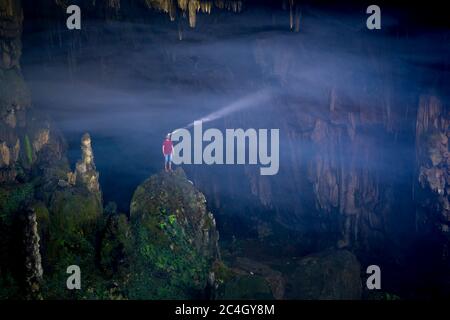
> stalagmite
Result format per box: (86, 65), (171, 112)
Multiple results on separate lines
(74, 133), (101, 194)
(23, 208), (43, 296)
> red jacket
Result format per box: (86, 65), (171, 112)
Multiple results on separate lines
(162, 139), (173, 155)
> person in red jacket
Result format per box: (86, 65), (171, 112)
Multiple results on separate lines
(162, 133), (174, 172)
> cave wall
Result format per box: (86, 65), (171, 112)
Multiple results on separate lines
(4, 0), (448, 297)
(19, 0), (447, 257)
(415, 95), (450, 260)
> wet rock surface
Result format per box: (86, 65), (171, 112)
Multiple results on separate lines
(285, 249), (362, 300)
(415, 95), (450, 292)
(22, 207), (43, 297)
(231, 257), (285, 299)
(129, 168), (220, 298)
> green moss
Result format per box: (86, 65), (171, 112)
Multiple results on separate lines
(128, 212), (209, 299)
(39, 188), (103, 299)
(31, 201), (50, 253)
(0, 183), (34, 221)
(218, 275), (273, 300)
(212, 260), (234, 284)
(33, 201), (49, 224)
(127, 169), (218, 299)
(24, 134), (33, 165)
(0, 183), (34, 298)
(100, 214), (133, 278)
(0, 168), (222, 299)
(49, 189), (102, 233)
(366, 291), (401, 300)
(47, 189), (101, 264)
(168, 214), (176, 225)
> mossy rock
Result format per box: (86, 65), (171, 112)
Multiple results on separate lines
(30, 201), (50, 261)
(38, 188), (104, 299)
(0, 182), (34, 222)
(0, 68), (31, 112)
(128, 168), (220, 299)
(42, 187), (103, 298)
(0, 183), (34, 299)
(365, 291), (400, 300)
(212, 260), (234, 285)
(48, 188), (102, 235)
(217, 275), (274, 300)
(285, 249), (362, 300)
(99, 213), (134, 278)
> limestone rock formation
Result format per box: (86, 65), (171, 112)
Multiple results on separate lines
(230, 257), (285, 299)
(0, 0), (23, 69)
(129, 168), (220, 298)
(23, 207), (43, 296)
(217, 273), (274, 300)
(54, 0), (243, 29)
(131, 167), (220, 260)
(285, 249), (362, 299)
(74, 133), (101, 195)
(99, 213), (133, 278)
(306, 117), (385, 249)
(143, 0), (243, 28)
(415, 95), (449, 255)
(0, 0), (28, 183)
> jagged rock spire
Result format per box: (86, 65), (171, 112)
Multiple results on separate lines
(23, 208), (43, 297)
(75, 133), (100, 194)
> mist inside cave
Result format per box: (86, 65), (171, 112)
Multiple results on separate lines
(1, 0), (447, 299)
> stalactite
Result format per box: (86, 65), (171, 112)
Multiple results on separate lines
(214, 0), (241, 13)
(108, 0), (121, 10)
(54, 0), (69, 10)
(289, 0), (293, 30)
(123, 0), (241, 29)
(178, 0), (188, 11)
(178, 21), (183, 40)
(168, 0), (177, 21)
(0, 0), (14, 17)
(200, 1), (212, 14)
(188, 0), (200, 28)
(288, 0), (300, 32)
(214, 0), (224, 10)
(294, 5), (300, 32)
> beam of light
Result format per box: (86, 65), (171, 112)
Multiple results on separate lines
(170, 89), (272, 135)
